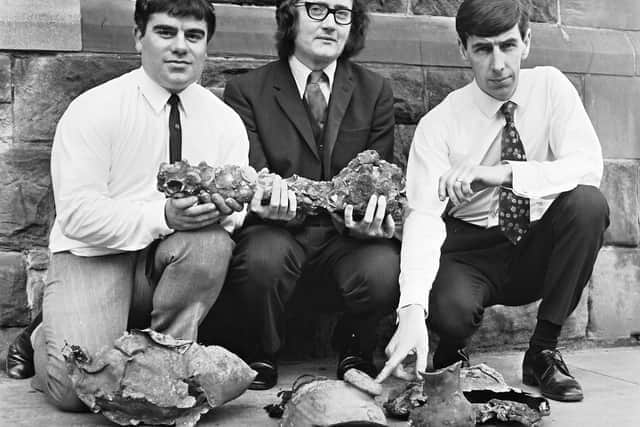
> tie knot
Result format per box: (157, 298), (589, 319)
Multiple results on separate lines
(308, 70), (326, 85)
(500, 101), (516, 123)
(168, 93), (180, 107)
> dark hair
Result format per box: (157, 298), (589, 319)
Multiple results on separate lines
(135, 0), (216, 42)
(274, 0), (370, 61)
(456, 0), (530, 48)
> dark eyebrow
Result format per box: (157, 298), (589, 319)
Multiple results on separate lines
(185, 28), (206, 37)
(152, 24), (177, 33)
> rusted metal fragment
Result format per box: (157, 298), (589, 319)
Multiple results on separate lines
(63, 329), (256, 427)
(384, 363), (550, 426)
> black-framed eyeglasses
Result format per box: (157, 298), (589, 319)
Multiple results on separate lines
(295, 2), (353, 25)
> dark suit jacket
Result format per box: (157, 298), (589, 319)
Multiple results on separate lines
(223, 58), (395, 180)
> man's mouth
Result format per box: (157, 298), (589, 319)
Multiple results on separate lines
(166, 60), (191, 65)
(316, 36), (337, 43)
(490, 76), (511, 85)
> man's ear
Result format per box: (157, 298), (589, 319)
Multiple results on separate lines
(458, 38), (469, 62)
(521, 28), (532, 60)
(134, 27), (143, 54)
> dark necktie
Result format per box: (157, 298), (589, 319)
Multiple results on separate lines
(304, 70), (328, 141)
(168, 94), (182, 163)
(499, 101), (530, 244)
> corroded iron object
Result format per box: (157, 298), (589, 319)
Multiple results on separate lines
(384, 363), (550, 426)
(63, 329), (257, 427)
(157, 150), (406, 222)
(279, 369), (388, 426)
(409, 361), (475, 427)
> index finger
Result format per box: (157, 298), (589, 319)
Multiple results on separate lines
(376, 348), (409, 383)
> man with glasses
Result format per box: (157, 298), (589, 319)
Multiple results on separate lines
(202, 0), (399, 390)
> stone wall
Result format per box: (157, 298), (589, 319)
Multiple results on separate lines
(1, 0), (639, 355)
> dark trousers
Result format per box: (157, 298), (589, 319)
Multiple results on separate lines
(428, 185), (609, 349)
(200, 217), (400, 360)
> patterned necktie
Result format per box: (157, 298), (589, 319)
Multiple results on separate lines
(304, 70), (328, 139)
(168, 94), (182, 163)
(499, 101), (530, 244)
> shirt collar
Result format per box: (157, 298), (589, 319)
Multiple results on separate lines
(470, 71), (530, 120)
(288, 55), (337, 98)
(135, 67), (198, 116)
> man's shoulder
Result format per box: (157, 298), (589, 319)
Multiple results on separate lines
(192, 83), (244, 118)
(343, 60), (386, 88)
(62, 70), (137, 120)
(226, 60), (282, 91)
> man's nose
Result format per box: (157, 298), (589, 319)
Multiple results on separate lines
(491, 48), (506, 72)
(171, 33), (188, 53)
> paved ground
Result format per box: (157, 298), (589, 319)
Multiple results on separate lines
(1, 345), (639, 426)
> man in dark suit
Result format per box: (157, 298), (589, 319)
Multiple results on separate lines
(204, 0), (400, 390)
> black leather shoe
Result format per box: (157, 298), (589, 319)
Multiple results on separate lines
(433, 346), (470, 370)
(522, 348), (583, 402)
(6, 313), (41, 380)
(249, 360), (278, 391)
(336, 354), (377, 380)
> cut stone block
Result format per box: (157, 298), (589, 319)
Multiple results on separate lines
(394, 124), (416, 171)
(0, 0), (81, 51)
(13, 55), (139, 142)
(588, 247), (640, 339)
(0, 144), (54, 250)
(201, 58), (271, 98)
(0, 54), (10, 103)
(585, 75), (640, 159)
(471, 292), (588, 350)
(561, 0), (640, 31)
(0, 103), (11, 141)
(364, 63), (427, 125)
(426, 67), (473, 109)
(0, 252), (28, 327)
(412, 0), (558, 23)
(600, 160), (640, 247)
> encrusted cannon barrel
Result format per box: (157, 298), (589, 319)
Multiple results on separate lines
(157, 150), (407, 223)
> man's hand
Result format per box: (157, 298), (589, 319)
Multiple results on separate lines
(438, 163), (512, 206)
(376, 304), (429, 383)
(250, 176), (297, 222)
(333, 195), (395, 239)
(165, 194), (243, 231)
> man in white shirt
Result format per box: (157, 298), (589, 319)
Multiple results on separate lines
(5, 0), (249, 412)
(377, 0), (609, 403)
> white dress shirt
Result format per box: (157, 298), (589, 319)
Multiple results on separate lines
(288, 55), (337, 101)
(399, 66), (603, 311)
(49, 67), (250, 256)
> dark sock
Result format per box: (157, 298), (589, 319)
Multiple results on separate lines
(529, 319), (562, 354)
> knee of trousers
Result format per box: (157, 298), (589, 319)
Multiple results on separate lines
(557, 185), (610, 232)
(428, 288), (483, 341)
(231, 226), (303, 296)
(340, 265), (400, 314)
(160, 226), (235, 282)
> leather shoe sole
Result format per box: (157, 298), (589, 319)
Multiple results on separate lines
(522, 349), (584, 402)
(522, 371), (584, 402)
(249, 361), (278, 391)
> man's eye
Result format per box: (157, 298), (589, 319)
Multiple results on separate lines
(157, 29), (175, 38)
(186, 33), (204, 42)
(309, 5), (326, 14)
